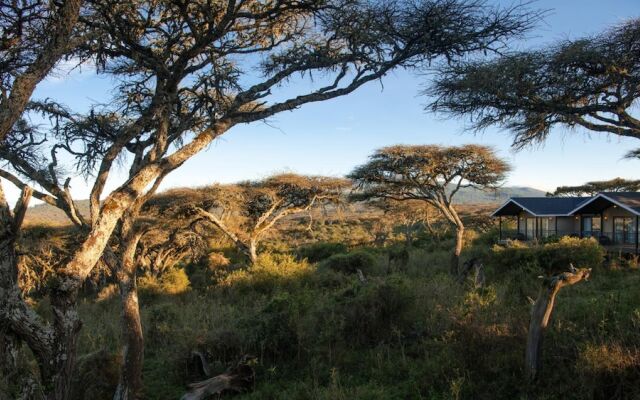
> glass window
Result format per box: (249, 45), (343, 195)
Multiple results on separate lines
(526, 218), (535, 240)
(614, 217), (635, 244)
(540, 218), (552, 238)
(582, 216), (602, 238)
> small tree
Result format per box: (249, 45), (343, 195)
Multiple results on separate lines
(348, 145), (510, 274)
(549, 177), (640, 197)
(428, 18), (640, 149)
(189, 174), (350, 264)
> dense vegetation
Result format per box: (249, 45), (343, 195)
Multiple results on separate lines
(1, 2), (638, 399)
(8, 202), (640, 400)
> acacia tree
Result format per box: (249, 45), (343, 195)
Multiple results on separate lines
(187, 174), (350, 264)
(0, 0), (538, 397)
(0, 0), (84, 140)
(548, 177), (640, 197)
(348, 145), (510, 274)
(428, 18), (640, 150)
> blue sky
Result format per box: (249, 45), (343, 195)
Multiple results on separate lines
(5, 0), (640, 203)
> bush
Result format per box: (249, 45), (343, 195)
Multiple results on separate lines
(139, 267), (191, 296)
(334, 277), (412, 345)
(489, 241), (540, 273)
(490, 237), (605, 275)
(296, 242), (348, 263)
(538, 236), (605, 273)
(320, 250), (377, 275)
(219, 253), (313, 293)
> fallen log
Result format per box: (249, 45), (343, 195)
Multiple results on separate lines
(525, 265), (591, 381)
(181, 355), (256, 400)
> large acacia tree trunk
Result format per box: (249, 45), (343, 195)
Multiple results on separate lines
(0, 185), (38, 393)
(114, 221), (145, 400)
(0, 211), (21, 386)
(525, 267), (591, 381)
(41, 289), (82, 400)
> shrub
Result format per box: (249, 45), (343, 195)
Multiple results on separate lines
(538, 237), (605, 273)
(206, 252), (231, 270)
(489, 237), (605, 275)
(96, 284), (119, 302)
(139, 268), (191, 296)
(320, 250), (377, 275)
(335, 277), (412, 345)
(159, 268), (191, 295)
(489, 241), (540, 273)
(219, 253), (313, 293)
(296, 242), (348, 263)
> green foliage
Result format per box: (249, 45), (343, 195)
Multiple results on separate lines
(219, 253), (314, 294)
(538, 236), (605, 272)
(320, 250), (378, 275)
(490, 237), (605, 274)
(296, 242), (349, 263)
(138, 267), (191, 297)
(332, 277), (412, 346)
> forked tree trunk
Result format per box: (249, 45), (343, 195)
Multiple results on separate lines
(114, 220), (145, 400)
(525, 267), (591, 381)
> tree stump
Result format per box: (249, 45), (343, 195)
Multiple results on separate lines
(525, 266), (591, 381)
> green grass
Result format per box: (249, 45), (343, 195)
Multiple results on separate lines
(70, 232), (640, 400)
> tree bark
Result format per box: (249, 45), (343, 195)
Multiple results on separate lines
(451, 224), (464, 276)
(41, 288), (82, 400)
(525, 267), (591, 381)
(0, 184), (36, 393)
(248, 239), (258, 265)
(0, 239), (21, 389)
(113, 222), (145, 400)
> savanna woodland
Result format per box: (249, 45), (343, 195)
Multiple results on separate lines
(0, 1), (639, 399)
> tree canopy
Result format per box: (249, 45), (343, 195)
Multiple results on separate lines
(427, 18), (640, 149)
(549, 177), (640, 197)
(187, 174), (351, 263)
(348, 144), (509, 273)
(348, 144), (510, 203)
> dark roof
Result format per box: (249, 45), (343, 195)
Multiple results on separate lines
(570, 192), (640, 215)
(492, 197), (590, 217)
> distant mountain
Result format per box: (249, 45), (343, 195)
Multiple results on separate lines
(25, 200), (90, 226)
(451, 186), (546, 204)
(24, 186), (545, 225)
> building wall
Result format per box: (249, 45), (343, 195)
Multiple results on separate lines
(515, 213), (580, 239)
(601, 206), (636, 234)
(556, 216), (579, 235)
